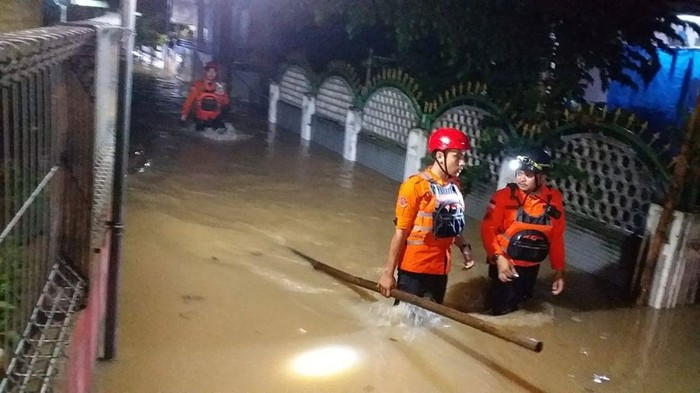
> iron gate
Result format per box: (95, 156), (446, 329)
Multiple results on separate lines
(0, 24), (114, 391)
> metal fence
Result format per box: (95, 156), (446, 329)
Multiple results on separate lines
(0, 26), (97, 391)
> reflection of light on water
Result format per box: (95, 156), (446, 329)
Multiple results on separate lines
(291, 346), (358, 377)
(593, 373), (611, 384)
(266, 123), (277, 156)
(337, 161), (355, 189)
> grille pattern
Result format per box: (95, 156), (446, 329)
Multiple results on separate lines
(553, 133), (660, 233)
(362, 87), (419, 145)
(0, 263), (86, 393)
(316, 76), (354, 124)
(279, 66), (311, 108)
(90, 140), (115, 248)
(432, 105), (505, 182)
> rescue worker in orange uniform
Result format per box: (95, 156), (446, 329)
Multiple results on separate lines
(180, 61), (230, 132)
(480, 148), (566, 315)
(378, 127), (475, 304)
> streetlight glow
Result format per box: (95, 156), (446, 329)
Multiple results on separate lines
(291, 345), (358, 377)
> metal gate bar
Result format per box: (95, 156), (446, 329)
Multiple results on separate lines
(1, 26), (97, 392)
(0, 263), (86, 392)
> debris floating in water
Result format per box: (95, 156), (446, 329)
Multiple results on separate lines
(592, 374), (610, 384)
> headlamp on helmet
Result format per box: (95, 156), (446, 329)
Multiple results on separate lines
(514, 152), (552, 174)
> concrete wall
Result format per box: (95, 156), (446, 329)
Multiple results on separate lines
(356, 132), (406, 183)
(270, 72), (695, 302)
(64, 233), (110, 393)
(62, 21), (123, 393)
(310, 115), (345, 156)
(277, 101), (302, 135)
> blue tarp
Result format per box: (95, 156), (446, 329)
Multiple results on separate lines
(607, 48), (700, 131)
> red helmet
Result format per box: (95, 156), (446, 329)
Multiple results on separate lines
(428, 127), (470, 153)
(204, 61), (219, 71)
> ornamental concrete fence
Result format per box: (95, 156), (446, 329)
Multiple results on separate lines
(268, 63), (699, 308)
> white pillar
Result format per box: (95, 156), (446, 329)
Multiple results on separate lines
(403, 128), (428, 180)
(301, 93), (315, 141)
(268, 82), (280, 124)
(266, 122), (277, 157)
(647, 205), (700, 309)
(343, 106), (362, 161)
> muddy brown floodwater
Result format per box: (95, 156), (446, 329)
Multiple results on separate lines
(95, 68), (700, 393)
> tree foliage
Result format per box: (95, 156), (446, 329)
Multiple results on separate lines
(302, 0), (698, 116)
(135, 15), (168, 48)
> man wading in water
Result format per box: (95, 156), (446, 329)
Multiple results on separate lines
(378, 127), (475, 304)
(480, 148), (566, 315)
(180, 61), (230, 133)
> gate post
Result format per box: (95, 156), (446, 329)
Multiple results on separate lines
(403, 127), (428, 179)
(268, 82), (280, 124)
(343, 106), (362, 161)
(646, 205), (700, 308)
(301, 92), (315, 140)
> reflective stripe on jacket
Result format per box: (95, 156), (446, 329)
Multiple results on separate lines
(395, 170), (464, 275)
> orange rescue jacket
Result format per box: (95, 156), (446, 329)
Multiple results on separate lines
(480, 184), (566, 270)
(181, 79), (230, 121)
(395, 169), (464, 275)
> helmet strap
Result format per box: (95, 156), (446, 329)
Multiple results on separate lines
(436, 151), (454, 179)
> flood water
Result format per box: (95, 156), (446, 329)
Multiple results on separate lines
(95, 66), (700, 393)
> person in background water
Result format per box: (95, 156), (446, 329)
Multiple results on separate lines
(480, 147), (566, 315)
(378, 127), (475, 304)
(180, 61), (230, 132)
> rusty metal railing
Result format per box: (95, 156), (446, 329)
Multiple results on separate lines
(0, 26), (96, 392)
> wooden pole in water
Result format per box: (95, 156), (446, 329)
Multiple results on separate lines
(291, 249), (543, 353)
